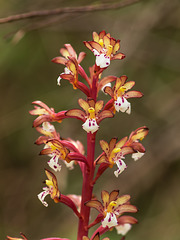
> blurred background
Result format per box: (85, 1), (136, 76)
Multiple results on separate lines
(0, 0), (180, 239)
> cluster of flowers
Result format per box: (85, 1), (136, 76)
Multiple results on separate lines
(7, 31), (148, 240)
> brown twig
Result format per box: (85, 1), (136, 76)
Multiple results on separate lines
(0, 0), (141, 24)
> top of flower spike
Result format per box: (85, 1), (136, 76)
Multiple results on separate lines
(84, 31), (125, 68)
(52, 46), (90, 95)
(52, 44), (86, 65)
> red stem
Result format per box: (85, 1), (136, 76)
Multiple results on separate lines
(77, 64), (101, 240)
(77, 132), (96, 240)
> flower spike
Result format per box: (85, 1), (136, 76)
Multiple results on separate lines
(27, 31), (149, 240)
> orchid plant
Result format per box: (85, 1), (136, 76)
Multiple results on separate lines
(7, 31), (149, 240)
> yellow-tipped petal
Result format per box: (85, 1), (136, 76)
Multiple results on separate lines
(123, 81), (135, 91)
(95, 100), (104, 114)
(85, 200), (103, 212)
(116, 137), (128, 148)
(65, 109), (86, 121)
(109, 138), (118, 152)
(116, 195), (131, 206)
(131, 127), (149, 142)
(78, 98), (90, 113)
(109, 190), (119, 202)
(101, 190), (110, 207)
(93, 31), (99, 42)
(60, 48), (69, 58)
(100, 140), (109, 155)
(113, 41), (120, 54)
(103, 35), (110, 49)
(96, 154), (107, 165)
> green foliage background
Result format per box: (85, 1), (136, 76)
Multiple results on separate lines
(0, 0), (180, 239)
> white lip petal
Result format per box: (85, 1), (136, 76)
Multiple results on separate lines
(102, 212), (118, 228)
(37, 188), (50, 207)
(114, 97), (131, 114)
(82, 118), (99, 134)
(64, 67), (71, 74)
(64, 160), (74, 170)
(101, 82), (111, 93)
(48, 155), (62, 172)
(42, 122), (55, 132)
(132, 151), (144, 161)
(57, 67), (72, 86)
(96, 54), (110, 68)
(115, 223), (132, 235)
(57, 76), (61, 86)
(114, 159), (127, 177)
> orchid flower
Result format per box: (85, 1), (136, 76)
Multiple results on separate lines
(52, 44), (85, 86)
(40, 139), (70, 172)
(52, 45), (90, 95)
(96, 137), (134, 177)
(59, 57), (79, 89)
(85, 190), (137, 229)
(52, 43), (86, 66)
(38, 169), (61, 207)
(124, 126), (149, 154)
(104, 75), (143, 114)
(40, 138), (87, 171)
(84, 31), (125, 69)
(65, 98), (113, 134)
(29, 101), (66, 127)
